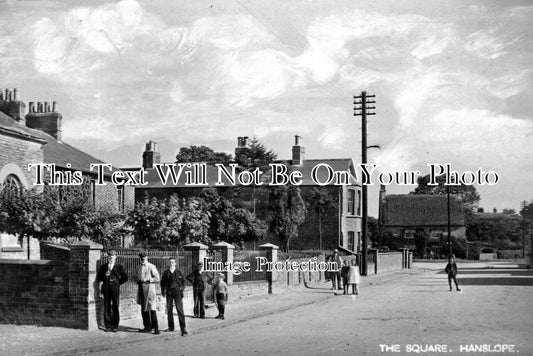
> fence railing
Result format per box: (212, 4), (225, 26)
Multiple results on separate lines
(233, 250), (266, 283)
(98, 249), (193, 297)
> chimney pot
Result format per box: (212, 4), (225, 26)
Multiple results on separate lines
(37, 102), (42, 113)
(291, 135), (305, 166)
(295, 135), (301, 146)
(13, 88), (18, 101)
(52, 101), (57, 112)
(7, 90), (12, 101)
(0, 92), (3, 101)
(29, 102), (35, 112)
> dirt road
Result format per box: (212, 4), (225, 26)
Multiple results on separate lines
(88, 261), (532, 356)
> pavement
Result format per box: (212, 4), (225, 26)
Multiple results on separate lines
(0, 265), (428, 356)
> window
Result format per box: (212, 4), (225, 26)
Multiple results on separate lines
(404, 230), (416, 239)
(347, 189), (355, 215)
(117, 186), (125, 212)
(348, 231), (355, 251)
(2, 174), (22, 193)
(357, 190), (361, 216)
(430, 230), (444, 240)
(91, 179), (96, 207)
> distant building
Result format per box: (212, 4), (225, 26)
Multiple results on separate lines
(129, 136), (362, 252)
(378, 185), (465, 254)
(0, 88), (134, 259)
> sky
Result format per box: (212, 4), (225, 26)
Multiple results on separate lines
(1, 0), (532, 215)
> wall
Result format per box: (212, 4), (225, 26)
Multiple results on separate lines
(377, 252), (404, 273)
(0, 259), (73, 327)
(0, 134), (43, 188)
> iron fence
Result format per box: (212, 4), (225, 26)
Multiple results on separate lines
(232, 250), (266, 283)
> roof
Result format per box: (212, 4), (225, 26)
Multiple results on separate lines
(0, 111), (46, 143)
(140, 158), (359, 188)
(0, 111), (111, 176)
(381, 194), (465, 227)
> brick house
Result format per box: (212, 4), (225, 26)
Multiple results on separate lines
(129, 136), (362, 252)
(0, 88), (134, 259)
(378, 185), (465, 255)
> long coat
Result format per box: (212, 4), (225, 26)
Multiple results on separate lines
(136, 262), (160, 311)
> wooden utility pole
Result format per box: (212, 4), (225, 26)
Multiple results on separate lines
(354, 91), (375, 276)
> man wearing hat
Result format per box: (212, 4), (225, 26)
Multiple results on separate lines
(332, 249), (344, 290)
(186, 261), (212, 318)
(136, 251), (161, 334)
(160, 257), (188, 336)
(97, 249), (128, 332)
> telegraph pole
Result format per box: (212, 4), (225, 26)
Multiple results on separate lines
(354, 91), (375, 276)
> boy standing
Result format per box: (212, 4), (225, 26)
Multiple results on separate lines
(214, 273), (228, 320)
(186, 262), (212, 318)
(445, 255), (461, 292)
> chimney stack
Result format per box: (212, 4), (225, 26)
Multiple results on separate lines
(291, 135), (305, 166)
(235, 136), (252, 159)
(25, 100), (62, 140)
(0, 87), (26, 123)
(142, 140), (161, 169)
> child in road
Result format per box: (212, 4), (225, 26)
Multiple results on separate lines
(214, 273), (228, 320)
(445, 255), (461, 292)
(341, 260), (350, 295)
(347, 259), (361, 295)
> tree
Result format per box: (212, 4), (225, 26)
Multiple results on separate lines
(175, 145), (232, 164)
(466, 213), (523, 249)
(234, 137), (277, 170)
(268, 185), (307, 252)
(410, 174), (480, 213)
(308, 187), (337, 250)
(200, 188), (267, 244)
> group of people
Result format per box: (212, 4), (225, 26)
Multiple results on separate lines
(97, 251), (228, 336)
(327, 249), (361, 295)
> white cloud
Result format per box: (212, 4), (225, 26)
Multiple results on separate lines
(464, 29), (522, 59)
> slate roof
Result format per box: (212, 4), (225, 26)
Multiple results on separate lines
(381, 194), (465, 227)
(140, 158), (359, 187)
(0, 112), (110, 176)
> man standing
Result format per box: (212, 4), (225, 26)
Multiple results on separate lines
(161, 257), (188, 336)
(136, 251), (161, 334)
(186, 262), (212, 319)
(332, 249), (344, 290)
(97, 249), (128, 332)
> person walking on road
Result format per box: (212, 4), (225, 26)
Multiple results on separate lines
(136, 251), (161, 334)
(97, 249), (128, 332)
(161, 257), (188, 336)
(445, 254), (461, 292)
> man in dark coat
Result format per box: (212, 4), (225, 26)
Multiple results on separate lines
(161, 257), (188, 336)
(186, 262), (212, 318)
(97, 249), (128, 332)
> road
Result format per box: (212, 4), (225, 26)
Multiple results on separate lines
(91, 262), (533, 356)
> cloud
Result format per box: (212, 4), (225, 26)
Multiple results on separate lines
(464, 28), (523, 59)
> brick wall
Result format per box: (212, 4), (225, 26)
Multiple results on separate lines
(0, 134), (43, 188)
(0, 259), (74, 327)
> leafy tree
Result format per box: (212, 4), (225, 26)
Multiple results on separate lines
(410, 174), (480, 214)
(234, 137), (277, 170)
(268, 185), (307, 252)
(175, 145), (232, 164)
(466, 213), (523, 249)
(308, 187), (337, 250)
(200, 188), (267, 243)
(414, 228), (429, 257)
(126, 195), (211, 248)
(367, 216), (379, 248)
